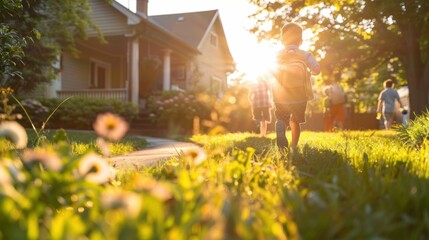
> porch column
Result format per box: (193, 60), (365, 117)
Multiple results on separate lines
(46, 55), (62, 98)
(162, 49), (171, 91)
(131, 37), (139, 105)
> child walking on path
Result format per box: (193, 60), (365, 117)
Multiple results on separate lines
(272, 22), (320, 152)
(248, 75), (272, 136)
(377, 79), (405, 129)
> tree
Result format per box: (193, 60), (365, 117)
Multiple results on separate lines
(248, 0), (429, 116)
(0, 1), (26, 81)
(0, 0), (103, 93)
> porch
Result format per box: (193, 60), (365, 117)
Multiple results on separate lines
(57, 88), (128, 102)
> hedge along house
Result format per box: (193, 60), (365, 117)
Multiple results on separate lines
(43, 0), (235, 108)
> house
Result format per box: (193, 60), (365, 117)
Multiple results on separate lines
(44, 0), (235, 107)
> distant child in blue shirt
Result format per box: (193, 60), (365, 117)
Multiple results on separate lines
(377, 79), (405, 129)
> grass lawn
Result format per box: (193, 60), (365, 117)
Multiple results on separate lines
(2, 127), (429, 239)
(26, 129), (149, 156)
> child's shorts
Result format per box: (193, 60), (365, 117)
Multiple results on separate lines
(275, 102), (307, 124)
(382, 111), (394, 121)
(252, 107), (271, 122)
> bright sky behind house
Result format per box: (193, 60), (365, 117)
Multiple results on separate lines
(117, 0), (311, 81)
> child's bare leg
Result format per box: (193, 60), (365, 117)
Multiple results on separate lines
(275, 120), (288, 149)
(289, 121), (301, 148)
(260, 121), (267, 136)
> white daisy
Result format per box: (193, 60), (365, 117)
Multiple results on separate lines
(0, 121), (28, 149)
(184, 148), (207, 166)
(78, 153), (111, 184)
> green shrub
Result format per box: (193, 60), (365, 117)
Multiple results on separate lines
(13, 98), (50, 128)
(396, 110), (429, 149)
(147, 91), (210, 133)
(146, 87), (254, 135)
(35, 97), (138, 130)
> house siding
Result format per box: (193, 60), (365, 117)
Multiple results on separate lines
(62, 53), (90, 89)
(196, 21), (230, 92)
(62, 45), (125, 90)
(87, 0), (134, 37)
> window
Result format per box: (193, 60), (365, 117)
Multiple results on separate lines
(176, 65), (185, 79)
(210, 77), (223, 97)
(90, 59), (110, 89)
(210, 33), (218, 47)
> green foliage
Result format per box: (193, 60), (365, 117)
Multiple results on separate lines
(0, 0), (103, 93)
(396, 110), (429, 149)
(147, 86), (253, 135)
(190, 131), (429, 238)
(25, 129), (148, 156)
(0, 23), (26, 81)
(147, 90), (210, 134)
(248, 0), (429, 114)
(2, 118), (429, 238)
(38, 97), (138, 130)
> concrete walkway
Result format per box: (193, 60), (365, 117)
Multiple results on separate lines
(110, 136), (201, 169)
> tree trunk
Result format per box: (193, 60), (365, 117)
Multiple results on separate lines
(401, 24), (428, 118)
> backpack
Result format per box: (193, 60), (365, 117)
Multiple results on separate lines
(272, 49), (313, 104)
(329, 83), (346, 105)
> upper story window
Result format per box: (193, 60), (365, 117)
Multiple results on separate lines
(210, 32), (218, 48)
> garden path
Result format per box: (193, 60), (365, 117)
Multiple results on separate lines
(109, 136), (201, 169)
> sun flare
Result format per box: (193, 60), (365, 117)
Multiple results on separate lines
(235, 40), (281, 82)
(234, 29), (315, 84)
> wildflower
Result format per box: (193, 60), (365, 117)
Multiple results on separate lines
(22, 148), (62, 171)
(78, 153), (111, 184)
(93, 112), (129, 141)
(101, 189), (142, 218)
(133, 175), (173, 201)
(0, 121), (27, 149)
(0, 165), (11, 185)
(96, 137), (110, 156)
(184, 148), (207, 166)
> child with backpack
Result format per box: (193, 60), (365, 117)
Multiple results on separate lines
(272, 22), (320, 153)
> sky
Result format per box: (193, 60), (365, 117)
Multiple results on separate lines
(116, 0), (280, 80)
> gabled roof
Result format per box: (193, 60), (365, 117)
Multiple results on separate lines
(150, 10), (234, 65)
(150, 10), (217, 49)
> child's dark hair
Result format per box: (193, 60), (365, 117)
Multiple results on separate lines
(384, 79), (394, 88)
(281, 23), (303, 46)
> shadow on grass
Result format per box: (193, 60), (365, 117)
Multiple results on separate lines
(229, 136), (276, 155)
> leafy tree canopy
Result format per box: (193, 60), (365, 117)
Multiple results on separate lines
(248, 0), (429, 115)
(0, 0), (104, 93)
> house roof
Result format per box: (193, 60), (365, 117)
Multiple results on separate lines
(150, 10), (217, 48)
(108, 0), (199, 56)
(150, 10), (235, 66)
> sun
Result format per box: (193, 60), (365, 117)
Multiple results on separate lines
(235, 40), (281, 83)
(234, 29), (316, 83)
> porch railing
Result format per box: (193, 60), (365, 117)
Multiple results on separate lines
(57, 88), (128, 102)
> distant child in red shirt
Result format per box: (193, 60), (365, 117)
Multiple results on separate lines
(249, 75), (272, 136)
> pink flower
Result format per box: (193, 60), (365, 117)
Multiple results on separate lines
(93, 113), (129, 141)
(101, 189), (142, 218)
(22, 148), (62, 171)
